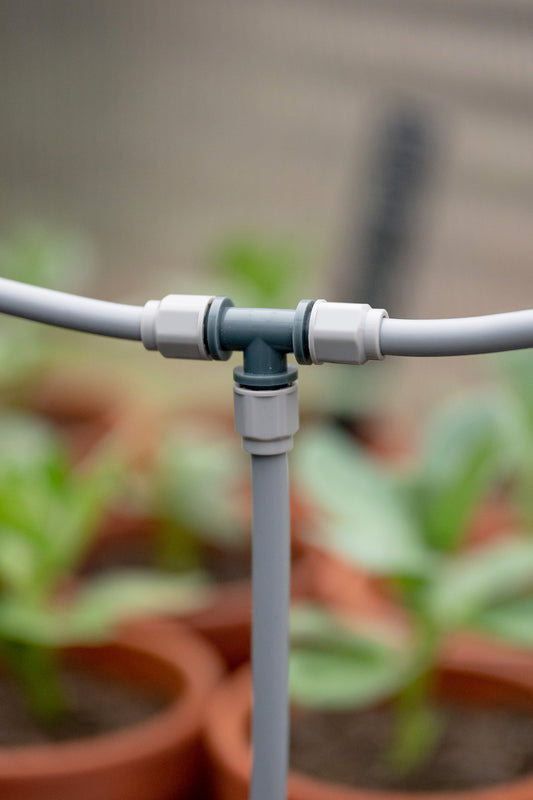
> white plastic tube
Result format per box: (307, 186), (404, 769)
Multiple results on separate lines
(0, 277), (143, 340)
(380, 310), (533, 357)
(250, 453), (291, 800)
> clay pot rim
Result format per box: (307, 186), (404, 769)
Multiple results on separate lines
(0, 623), (222, 779)
(95, 509), (313, 636)
(182, 544), (312, 631)
(204, 661), (533, 800)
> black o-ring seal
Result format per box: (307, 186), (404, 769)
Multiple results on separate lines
(205, 296), (234, 360)
(292, 299), (315, 364)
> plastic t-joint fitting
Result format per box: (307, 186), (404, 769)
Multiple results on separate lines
(307, 300), (388, 365)
(234, 383), (299, 455)
(141, 295), (214, 360)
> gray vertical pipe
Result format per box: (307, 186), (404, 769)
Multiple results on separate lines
(250, 452), (291, 800)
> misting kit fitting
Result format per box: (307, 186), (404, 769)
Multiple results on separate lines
(1, 275), (533, 800)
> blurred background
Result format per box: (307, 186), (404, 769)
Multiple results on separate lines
(2, 4), (533, 797)
(1, 0), (532, 421)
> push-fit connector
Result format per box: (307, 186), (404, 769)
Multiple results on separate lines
(307, 300), (387, 365)
(141, 294), (215, 360)
(140, 295), (388, 367)
(234, 384), (299, 456)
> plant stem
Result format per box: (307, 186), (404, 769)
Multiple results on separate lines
(156, 519), (203, 572)
(388, 621), (442, 775)
(0, 640), (67, 725)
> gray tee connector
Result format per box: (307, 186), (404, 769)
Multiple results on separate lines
(233, 383), (299, 456)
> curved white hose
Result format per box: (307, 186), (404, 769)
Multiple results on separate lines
(1, 277), (532, 357)
(380, 310), (533, 357)
(0, 277), (143, 340)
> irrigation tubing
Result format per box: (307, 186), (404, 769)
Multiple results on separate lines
(2, 278), (533, 355)
(380, 310), (533, 357)
(250, 453), (291, 800)
(0, 277), (143, 340)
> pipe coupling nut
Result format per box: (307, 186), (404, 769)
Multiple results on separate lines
(308, 300), (388, 365)
(234, 383), (299, 455)
(141, 294), (215, 360)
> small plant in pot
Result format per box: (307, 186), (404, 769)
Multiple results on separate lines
(287, 420), (533, 795)
(86, 419), (314, 666)
(0, 412), (221, 800)
(473, 349), (533, 534)
(204, 413), (533, 798)
(292, 395), (511, 620)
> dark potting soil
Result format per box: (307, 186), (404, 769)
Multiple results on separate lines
(290, 703), (533, 792)
(82, 530), (252, 586)
(80, 534), (158, 575)
(0, 667), (167, 747)
(202, 546), (251, 585)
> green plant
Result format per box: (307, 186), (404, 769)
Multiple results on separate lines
(150, 422), (250, 572)
(0, 223), (93, 389)
(290, 400), (533, 774)
(0, 412), (209, 725)
(210, 234), (308, 308)
(486, 349), (533, 526)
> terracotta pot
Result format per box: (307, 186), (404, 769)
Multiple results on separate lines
(24, 370), (122, 462)
(345, 415), (414, 464)
(25, 370), (161, 467)
(0, 622), (223, 800)
(467, 498), (518, 548)
(203, 660), (533, 800)
(180, 538), (315, 668)
(306, 548), (402, 624)
(444, 632), (533, 683)
(88, 506), (316, 668)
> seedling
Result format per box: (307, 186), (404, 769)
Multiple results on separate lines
(290, 404), (533, 773)
(0, 412), (209, 724)
(150, 422), (250, 572)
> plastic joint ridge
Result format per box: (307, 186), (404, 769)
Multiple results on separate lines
(141, 295), (388, 372)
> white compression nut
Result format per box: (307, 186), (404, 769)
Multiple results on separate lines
(308, 300), (388, 365)
(141, 294), (214, 360)
(234, 383), (299, 455)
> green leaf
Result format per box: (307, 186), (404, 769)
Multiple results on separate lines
(426, 538), (533, 629)
(212, 235), (306, 308)
(0, 225), (93, 385)
(289, 607), (408, 709)
(0, 413), (66, 475)
(290, 649), (406, 710)
(0, 416), (125, 599)
(0, 571), (212, 646)
(496, 350), (533, 431)
(156, 428), (248, 547)
(472, 596), (533, 647)
(414, 395), (505, 552)
(389, 696), (442, 775)
(0, 527), (38, 596)
(491, 351), (533, 526)
(290, 605), (399, 655)
(0, 602), (70, 646)
(0, 223), (91, 292)
(292, 427), (432, 577)
(63, 569), (213, 641)
(52, 449), (127, 573)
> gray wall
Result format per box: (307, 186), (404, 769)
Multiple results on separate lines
(1, 0), (532, 416)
